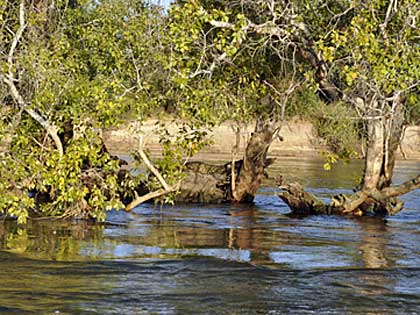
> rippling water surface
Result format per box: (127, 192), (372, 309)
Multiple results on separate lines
(0, 158), (419, 314)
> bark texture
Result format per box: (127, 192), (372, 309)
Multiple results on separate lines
(232, 118), (276, 202)
(279, 98), (419, 216)
(175, 161), (240, 203)
(173, 119), (277, 204)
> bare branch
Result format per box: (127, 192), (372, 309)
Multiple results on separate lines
(124, 135), (182, 211)
(380, 174), (420, 199)
(137, 140), (170, 191)
(209, 20), (234, 29)
(7, 0), (27, 71)
(1, 74), (64, 157)
(125, 184), (179, 211)
(2, 0), (64, 157)
(380, 0), (398, 34)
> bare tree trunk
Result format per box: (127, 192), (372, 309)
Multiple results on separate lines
(232, 118), (276, 202)
(279, 96), (418, 216)
(362, 117), (385, 191)
(361, 98), (406, 215)
(170, 118), (277, 204)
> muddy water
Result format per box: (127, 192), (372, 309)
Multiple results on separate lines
(0, 159), (419, 314)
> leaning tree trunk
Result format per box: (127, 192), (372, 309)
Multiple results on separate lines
(174, 118), (277, 204)
(279, 96), (420, 216)
(231, 118), (276, 202)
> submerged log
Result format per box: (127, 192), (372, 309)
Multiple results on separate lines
(277, 178), (354, 215)
(173, 116), (277, 204)
(174, 156), (275, 204)
(277, 180), (331, 215)
(277, 175), (419, 217)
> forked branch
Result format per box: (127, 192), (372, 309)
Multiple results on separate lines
(125, 140), (179, 211)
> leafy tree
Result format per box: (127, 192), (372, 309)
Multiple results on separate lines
(0, 0), (174, 223)
(168, 0), (322, 202)
(168, 0), (420, 215)
(1, 0), (418, 223)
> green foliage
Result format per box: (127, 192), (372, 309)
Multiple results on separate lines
(285, 85), (360, 158)
(172, 0), (418, 157)
(1, 0), (419, 222)
(0, 0), (169, 223)
(167, 0), (288, 125)
(406, 91), (420, 124)
(310, 1), (419, 105)
(308, 101), (360, 159)
(130, 120), (214, 205)
(0, 125), (124, 223)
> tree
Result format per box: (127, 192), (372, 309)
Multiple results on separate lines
(0, 0), (176, 223)
(1, 0), (418, 223)
(167, 0), (420, 215)
(278, 0), (420, 215)
(167, 0), (311, 203)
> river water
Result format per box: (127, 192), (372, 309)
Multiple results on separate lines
(0, 158), (419, 314)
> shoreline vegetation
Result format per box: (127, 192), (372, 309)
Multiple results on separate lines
(1, 1), (419, 222)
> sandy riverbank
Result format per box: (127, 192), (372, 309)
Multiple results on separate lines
(103, 120), (420, 160)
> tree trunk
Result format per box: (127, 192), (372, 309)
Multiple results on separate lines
(359, 98), (406, 215)
(172, 118), (277, 204)
(279, 96), (419, 216)
(231, 118), (276, 202)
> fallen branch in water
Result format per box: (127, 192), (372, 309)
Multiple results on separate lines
(125, 139), (179, 211)
(277, 174), (420, 216)
(125, 184), (179, 211)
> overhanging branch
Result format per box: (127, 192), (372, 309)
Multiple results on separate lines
(125, 137), (180, 211)
(2, 0), (64, 157)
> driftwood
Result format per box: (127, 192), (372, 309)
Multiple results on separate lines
(278, 175), (420, 216)
(161, 117), (277, 205)
(174, 160), (242, 203)
(277, 180), (333, 215)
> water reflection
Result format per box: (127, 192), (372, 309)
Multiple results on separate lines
(0, 220), (106, 261)
(0, 203), (417, 270)
(357, 218), (392, 269)
(0, 158), (419, 314)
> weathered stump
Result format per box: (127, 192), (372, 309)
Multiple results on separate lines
(175, 160), (242, 203)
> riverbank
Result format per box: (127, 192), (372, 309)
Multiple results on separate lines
(103, 120), (420, 160)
